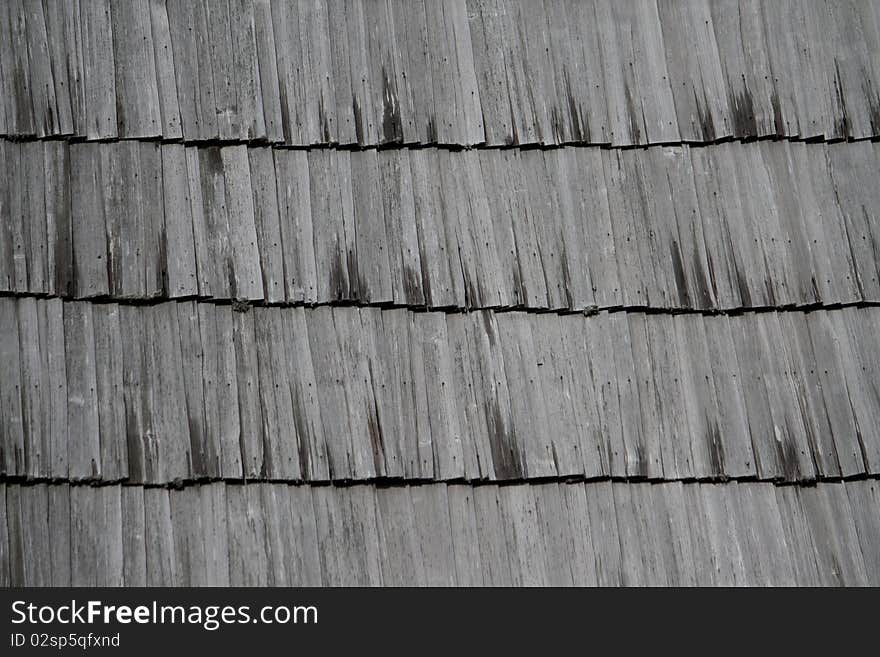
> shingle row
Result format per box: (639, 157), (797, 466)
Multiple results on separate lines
(2, 0), (879, 146)
(3, 298), (879, 485)
(2, 479), (878, 586)
(3, 139), (879, 311)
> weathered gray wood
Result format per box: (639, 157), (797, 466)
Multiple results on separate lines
(15, 298), (45, 477)
(709, 0), (769, 138)
(703, 314), (754, 477)
(230, 308), (264, 478)
(42, 142), (71, 296)
(473, 485), (514, 585)
(101, 143), (144, 298)
(19, 484), (51, 585)
(351, 149), (392, 302)
(632, 0), (679, 144)
(121, 486), (146, 586)
(332, 308), (376, 480)
(405, 311), (436, 479)
(4, 486), (25, 585)
(311, 150), (354, 301)
(583, 313), (626, 477)
(595, 0), (642, 146)
(144, 487), (176, 586)
(414, 312), (464, 479)
(626, 312), (664, 479)
(505, 151), (549, 307)
(466, 310), (518, 479)
(251, 0), (283, 142)
(690, 146), (742, 308)
(147, 0), (183, 139)
(71, 485), (123, 586)
(528, 314), (581, 477)
(170, 486), (208, 585)
(228, 0), (267, 141)
(379, 149), (425, 306)
(63, 301), (100, 480)
(0, 486), (8, 586)
(218, 146), (264, 300)
(274, 150), (317, 303)
(544, 148), (593, 310)
(282, 307), (329, 481)
(657, 482), (698, 586)
(410, 484), (456, 586)
(371, 309), (411, 479)
(201, 0), (235, 140)
(270, 0), (309, 144)
(225, 484), (269, 585)
(0, 143), (15, 291)
(639, 483), (676, 585)
(845, 480), (880, 585)
(500, 484), (548, 586)
(247, 147), (284, 302)
(602, 149), (645, 307)
(1, 0), (36, 136)
(199, 306), (239, 478)
(755, 312), (816, 481)
(496, 314), (555, 478)
(393, 0), (433, 143)
(197, 483), (229, 585)
(557, 315), (604, 478)
(524, 151), (568, 309)
(609, 313), (649, 478)
(259, 484), (292, 585)
(449, 0), (483, 144)
(176, 302), (212, 478)
(583, 480), (622, 586)
(612, 481), (648, 586)
(161, 144), (199, 298)
(118, 305), (148, 483)
(375, 486), (424, 586)
(195, 147), (233, 298)
(284, 485), (322, 586)
(306, 307), (353, 480)
(24, 0), (64, 135)
(762, 141), (821, 304)
(673, 314), (716, 477)
(558, 483), (599, 586)
(48, 484), (71, 585)
(645, 314), (693, 479)
(147, 304), (189, 483)
(109, 0), (161, 137)
(254, 307), (300, 479)
(445, 484), (483, 585)
(341, 486), (383, 585)
(167, 0), (217, 139)
(774, 484), (821, 586)
(80, 0), (117, 139)
(21, 142), (48, 294)
(700, 482), (747, 585)
(70, 145), (109, 297)
(467, 0), (513, 145)
(424, 0), (466, 144)
(756, 313), (814, 480)
(409, 149), (457, 307)
(831, 309), (880, 471)
(478, 150), (519, 306)
(778, 311), (840, 477)
(136, 148), (170, 292)
(91, 304), (127, 481)
(799, 483), (868, 586)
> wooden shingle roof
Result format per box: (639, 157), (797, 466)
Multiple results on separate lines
(2, 0), (880, 586)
